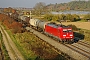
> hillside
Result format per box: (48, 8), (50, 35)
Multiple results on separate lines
(47, 1), (90, 11)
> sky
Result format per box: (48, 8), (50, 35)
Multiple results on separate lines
(0, 0), (71, 8)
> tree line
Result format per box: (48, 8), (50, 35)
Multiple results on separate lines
(43, 14), (90, 22)
(46, 1), (90, 11)
(32, 1), (90, 22)
(32, 1), (90, 16)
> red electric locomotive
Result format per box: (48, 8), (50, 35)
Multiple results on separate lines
(29, 19), (74, 43)
(44, 23), (74, 43)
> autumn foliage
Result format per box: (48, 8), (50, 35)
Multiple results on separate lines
(3, 7), (16, 13)
(0, 14), (22, 33)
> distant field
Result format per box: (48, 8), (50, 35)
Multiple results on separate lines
(62, 22), (90, 30)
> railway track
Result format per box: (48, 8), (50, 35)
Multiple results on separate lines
(65, 43), (90, 59)
(26, 27), (90, 60)
(0, 25), (24, 60)
(78, 41), (90, 48)
(77, 41), (90, 53)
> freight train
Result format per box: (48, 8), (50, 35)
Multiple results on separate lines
(10, 12), (30, 27)
(9, 12), (74, 43)
(29, 19), (74, 43)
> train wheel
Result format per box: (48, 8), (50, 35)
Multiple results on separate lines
(61, 40), (64, 43)
(58, 40), (60, 42)
(68, 40), (73, 44)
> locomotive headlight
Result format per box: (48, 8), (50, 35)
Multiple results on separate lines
(70, 35), (73, 36)
(63, 35), (66, 36)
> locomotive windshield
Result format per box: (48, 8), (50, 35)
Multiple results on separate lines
(63, 29), (72, 32)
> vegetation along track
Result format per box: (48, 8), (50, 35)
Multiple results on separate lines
(26, 27), (90, 60)
(0, 25), (24, 60)
(0, 42), (3, 60)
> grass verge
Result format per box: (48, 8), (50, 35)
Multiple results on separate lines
(0, 32), (10, 60)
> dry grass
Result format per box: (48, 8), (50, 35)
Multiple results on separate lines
(62, 22), (90, 30)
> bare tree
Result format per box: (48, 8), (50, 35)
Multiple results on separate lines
(33, 2), (46, 17)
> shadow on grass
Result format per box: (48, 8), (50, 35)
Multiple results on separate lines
(73, 32), (85, 43)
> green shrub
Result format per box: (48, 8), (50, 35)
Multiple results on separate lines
(67, 24), (78, 31)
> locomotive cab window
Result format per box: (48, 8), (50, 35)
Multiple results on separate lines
(63, 29), (72, 32)
(67, 29), (72, 32)
(68, 30), (72, 32)
(63, 29), (67, 32)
